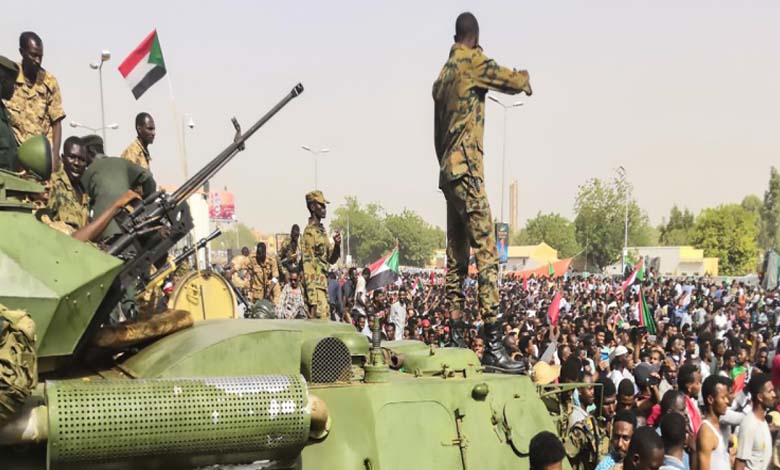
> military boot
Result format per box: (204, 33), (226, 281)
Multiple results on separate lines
(481, 321), (526, 374)
(448, 319), (468, 348)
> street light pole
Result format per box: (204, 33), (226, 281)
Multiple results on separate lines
(300, 145), (330, 189)
(69, 121), (119, 133)
(487, 96), (523, 223)
(616, 166), (629, 274)
(89, 51), (111, 148)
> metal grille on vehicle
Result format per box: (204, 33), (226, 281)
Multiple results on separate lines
(311, 337), (352, 383)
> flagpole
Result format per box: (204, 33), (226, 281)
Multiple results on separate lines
(166, 75), (188, 181)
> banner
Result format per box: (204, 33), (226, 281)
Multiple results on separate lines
(208, 191), (235, 221)
(495, 223), (509, 264)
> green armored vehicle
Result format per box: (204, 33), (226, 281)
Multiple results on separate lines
(0, 85), (565, 470)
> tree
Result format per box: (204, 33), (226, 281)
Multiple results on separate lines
(331, 197), (394, 266)
(690, 204), (759, 276)
(510, 228), (531, 245)
(385, 210), (445, 267)
(573, 177), (653, 270)
(658, 205), (695, 246)
(211, 223), (258, 252)
(520, 212), (580, 258)
(760, 167), (780, 251)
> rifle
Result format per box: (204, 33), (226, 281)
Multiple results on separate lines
(144, 228), (222, 289)
(106, 83), (304, 293)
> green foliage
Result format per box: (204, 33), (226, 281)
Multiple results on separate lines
(331, 197), (444, 267)
(573, 177), (653, 270)
(510, 228), (530, 245)
(520, 212), (580, 258)
(760, 167), (780, 251)
(691, 204), (759, 275)
(659, 205), (695, 246)
(385, 210), (445, 267)
(211, 223), (258, 252)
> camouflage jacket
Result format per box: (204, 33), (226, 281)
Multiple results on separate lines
(0, 105), (17, 171)
(3, 66), (65, 145)
(432, 43), (530, 188)
(301, 221), (334, 292)
(565, 412), (609, 470)
(120, 138), (150, 170)
(248, 256), (279, 300)
(47, 167), (88, 230)
(278, 237), (301, 274)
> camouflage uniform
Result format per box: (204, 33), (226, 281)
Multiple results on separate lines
(3, 65), (65, 148)
(0, 103), (17, 171)
(247, 256), (280, 304)
(46, 167), (89, 230)
(432, 43), (530, 321)
(0, 304), (37, 422)
(565, 412), (608, 470)
(301, 191), (339, 320)
(277, 237), (301, 282)
(120, 138), (150, 170)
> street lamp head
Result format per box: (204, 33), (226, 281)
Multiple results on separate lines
(186, 116), (196, 129)
(107, 123), (119, 130)
(100, 50), (111, 62)
(69, 121), (80, 128)
(320, 148), (330, 154)
(488, 95), (501, 105)
(512, 101), (524, 107)
(301, 145), (312, 152)
(89, 63), (99, 70)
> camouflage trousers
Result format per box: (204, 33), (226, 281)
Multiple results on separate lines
(442, 175), (499, 322)
(304, 287), (330, 320)
(0, 304), (37, 422)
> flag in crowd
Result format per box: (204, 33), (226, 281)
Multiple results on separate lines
(366, 244), (400, 291)
(621, 257), (645, 291)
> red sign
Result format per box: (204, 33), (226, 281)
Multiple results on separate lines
(208, 191), (235, 221)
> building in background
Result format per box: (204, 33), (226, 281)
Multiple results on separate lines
(605, 246), (719, 277)
(509, 179), (519, 233)
(505, 242), (559, 272)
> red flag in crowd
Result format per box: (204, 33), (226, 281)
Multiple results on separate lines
(548, 291), (563, 326)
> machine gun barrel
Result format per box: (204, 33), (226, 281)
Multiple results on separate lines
(145, 229), (222, 287)
(171, 83), (304, 206)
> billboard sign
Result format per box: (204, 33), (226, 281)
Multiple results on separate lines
(208, 191), (236, 221)
(495, 222), (509, 264)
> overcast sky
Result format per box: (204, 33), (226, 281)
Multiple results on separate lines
(3, 1), (779, 234)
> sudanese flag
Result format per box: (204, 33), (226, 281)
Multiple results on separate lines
(119, 30), (167, 99)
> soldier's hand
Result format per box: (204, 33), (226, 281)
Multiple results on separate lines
(333, 231), (342, 245)
(115, 190), (141, 208)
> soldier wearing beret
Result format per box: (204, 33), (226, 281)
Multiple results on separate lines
(0, 56), (19, 170)
(432, 12), (532, 372)
(301, 190), (341, 319)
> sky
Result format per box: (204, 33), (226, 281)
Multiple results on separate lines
(3, 1), (779, 234)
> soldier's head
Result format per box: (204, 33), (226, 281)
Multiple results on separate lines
(622, 427), (664, 470)
(62, 136), (88, 181)
(454, 12), (479, 48)
(305, 190), (328, 220)
(81, 135), (104, 163)
(528, 431), (565, 470)
(19, 31), (43, 79)
(255, 242), (266, 263)
(290, 224), (300, 241)
(135, 113), (156, 146)
(0, 56), (19, 101)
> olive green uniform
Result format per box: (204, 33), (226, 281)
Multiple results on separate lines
(565, 413), (608, 470)
(0, 105), (17, 171)
(79, 157), (156, 241)
(432, 43), (530, 321)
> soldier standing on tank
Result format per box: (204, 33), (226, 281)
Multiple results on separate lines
(46, 136), (89, 231)
(432, 12), (532, 372)
(277, 224), (301, 283)
(301, 190), (341, 319)
(121, 113), (155, 171)
(4, 32), (65, 169)
(0, 56), (19, 171)
(248, 242), (280, 304)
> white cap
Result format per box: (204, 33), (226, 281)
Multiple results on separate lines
(612, 345), (629, 358)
